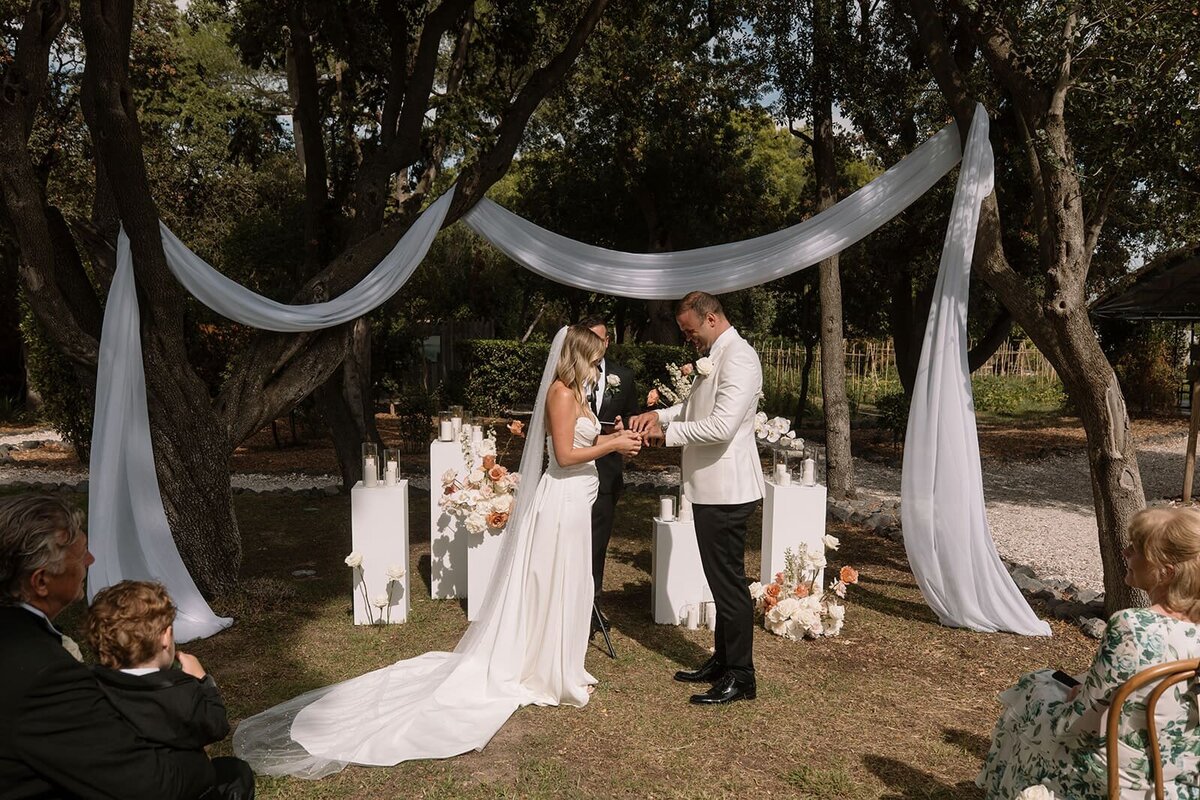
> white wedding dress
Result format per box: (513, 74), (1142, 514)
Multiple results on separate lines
(234, 328), (599, 777)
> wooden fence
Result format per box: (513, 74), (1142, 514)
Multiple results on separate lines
(756, 338), (1060, 405)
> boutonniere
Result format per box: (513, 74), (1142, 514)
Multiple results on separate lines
(61, 634), (84, 662)
(695, 357), (714, 377)
(605, 374), (621, 395)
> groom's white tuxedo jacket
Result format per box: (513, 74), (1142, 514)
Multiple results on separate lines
(656, 327), (765, 506)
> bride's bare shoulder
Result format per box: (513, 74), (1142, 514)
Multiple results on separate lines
(547, 380), (574, 400)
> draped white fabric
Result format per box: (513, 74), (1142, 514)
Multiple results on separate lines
(87, 101), (1047, 642)
(900, 112), (1051, 635)
(88, 191), (454, 642)
(460, 123), (963, 298)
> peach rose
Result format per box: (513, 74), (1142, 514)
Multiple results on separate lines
(763, 594), (778, 612)
(765, 583), (781, 599)
(679, 363), (693, 377)
(482, 455), (496, 470)
(507, 419), (525, 438)
(488, 465), (508, 481)
(774, 571), (785, 585)
(486, 511), (509, 529)
(646, 388), (660, 407)
(840, 566), (860, 584)
(793, 584), (810, 598)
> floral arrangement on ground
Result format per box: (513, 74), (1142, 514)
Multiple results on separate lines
(750, 538), (859, 639)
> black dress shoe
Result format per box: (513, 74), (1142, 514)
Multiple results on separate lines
(689, 672), (756, 705)
(673, 655), (725, 683)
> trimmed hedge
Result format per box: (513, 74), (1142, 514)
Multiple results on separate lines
(458, 339), (693, 414)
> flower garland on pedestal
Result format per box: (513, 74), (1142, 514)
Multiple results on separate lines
(438, 421), (523, 536)
(749, 538), (859, 639)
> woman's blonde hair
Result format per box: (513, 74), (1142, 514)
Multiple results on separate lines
(554, 325), (605, 414)
(1129, 507), (1200, 620)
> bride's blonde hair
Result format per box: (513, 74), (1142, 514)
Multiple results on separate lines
(554, 324), (605, 414)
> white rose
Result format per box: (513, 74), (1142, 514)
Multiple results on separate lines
(479, 482), (495, 499)
(607, 374), (620, 388)
(822, 616), (844, 637)
(491, 493), (514, 514)
(695, 357), (714, 376)
(441, 469), (458, 486)
(805, 549), (827, 571)
(823, 534), (840, 551)
(371, 594), (390, 609)
(748, 581), (766, 601)
(767, 597), (801, 627)
(468, 469), (485, 485)
(1015, 787), (1057, 800)
(386, 564), (405, 581)
(465, 512), (488, 535)
(344, 551), (363, 568)
(477, 439), (497, 458)
(825, 602), (845, 622)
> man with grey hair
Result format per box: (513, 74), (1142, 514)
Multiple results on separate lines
(0, 494), (237, 799)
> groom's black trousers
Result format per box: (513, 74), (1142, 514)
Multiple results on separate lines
(693, 500), (759, 681)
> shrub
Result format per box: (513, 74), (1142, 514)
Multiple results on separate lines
(876, 391), (910, 445)
(19, 304), (93, 459)
(458, 339), (692, 413)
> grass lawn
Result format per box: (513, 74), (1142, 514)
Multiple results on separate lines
(42, 485), (1097, 799)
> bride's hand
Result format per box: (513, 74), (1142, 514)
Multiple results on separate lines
(609, 429), (641, 458)
(612, 415), (625, 432)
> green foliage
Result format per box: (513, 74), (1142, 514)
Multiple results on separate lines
(1109, 324), (1187, 416)
(18, 305), (92, 458)
(458, 339), (691, 413)
(876, 391), (910, 445)
(970, 376), (1066, 417)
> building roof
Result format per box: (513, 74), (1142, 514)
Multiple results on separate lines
(1091, 243), (1200, 321)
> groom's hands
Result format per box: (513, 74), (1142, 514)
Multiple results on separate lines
(628, 412), (665, 446)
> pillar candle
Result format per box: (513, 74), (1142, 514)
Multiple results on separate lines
(450, 416), (462, 437)
(471, 426), (484, 444)
(363, 456), (378, 488)
(678, 495), (693, 521)
(774, 464), (791, 486)
(659, 496), (675, 522)
(802, 458), (816, 486)
(685, 604), (700, 630)
(384, 461), (398, 486)
(439, 420), (453, 441)
(705, 601), (718, 631)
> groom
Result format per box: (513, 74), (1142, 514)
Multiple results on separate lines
(629, 292), (764, 705)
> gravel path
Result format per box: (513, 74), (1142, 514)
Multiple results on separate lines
(3, 426), (1192, 593)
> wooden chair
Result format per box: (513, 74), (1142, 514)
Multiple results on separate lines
(1106, 657), (1200, 800)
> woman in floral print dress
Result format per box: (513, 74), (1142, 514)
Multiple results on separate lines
(978, 507), (1200, 799)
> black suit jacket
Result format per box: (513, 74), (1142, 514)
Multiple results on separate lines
(0, 606), (215, 800)
(594, 360), (638, 495)
(92, 666), (230, 752)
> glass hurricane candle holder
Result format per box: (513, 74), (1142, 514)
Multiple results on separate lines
(438, 412), (454, 442)
(772, 448), (793, 486)
(383, 448), (400, 486)
(361, 442), (379, 488)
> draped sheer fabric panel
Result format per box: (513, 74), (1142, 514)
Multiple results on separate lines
(87, 102), (1047, 642)
(900, 112), (1050, 635)
(88, 191), (454, 642)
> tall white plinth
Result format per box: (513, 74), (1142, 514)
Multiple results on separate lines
(466, 529), (506, 621)
(429, 439), (467, 599)
(350, 480), (409, 625)
(760, 480), (827, 586)
(651, 518), (713, 625)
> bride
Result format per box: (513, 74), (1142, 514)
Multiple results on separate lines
(234, 325), (642, 777)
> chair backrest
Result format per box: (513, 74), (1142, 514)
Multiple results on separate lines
(1107, 657), (1200, 800)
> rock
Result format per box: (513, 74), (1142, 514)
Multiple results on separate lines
(18, 440), (40, 450)
(1074, 588), (1101, 605)
(1009, 563), (1037, 580)
(291, 569), (317, 577)
(1080, 617), (1107, 639)
(73, 480), (88, 493)
(322, 485), (340, 496)
(829, 504), (853, 523)
(1086, 599), (1106, 616)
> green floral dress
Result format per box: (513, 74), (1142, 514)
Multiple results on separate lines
(977, 609), (1200, 799)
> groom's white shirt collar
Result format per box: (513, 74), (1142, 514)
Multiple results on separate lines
(19, 601), (62, 637)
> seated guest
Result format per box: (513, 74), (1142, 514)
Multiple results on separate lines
(978, 507), (1200, 799)
(0, 494), (214, 799)
(85, 581), (251, 800)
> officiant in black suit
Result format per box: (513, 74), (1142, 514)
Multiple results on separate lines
(581, 317), (638, 620)
(0, 493), (248, 800)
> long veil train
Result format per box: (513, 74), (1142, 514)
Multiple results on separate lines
(233, 326), (570, 778)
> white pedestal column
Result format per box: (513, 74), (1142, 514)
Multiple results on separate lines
(651, 518), (713, 625)
(760, 480), (827, 586)
(350, 480), (409, 625)
(466, 529), (506, 621)
(429, 439), (467, 599)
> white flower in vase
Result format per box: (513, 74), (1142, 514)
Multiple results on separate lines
(344, 551), (363, 568)
(386, 564), (405, 581)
